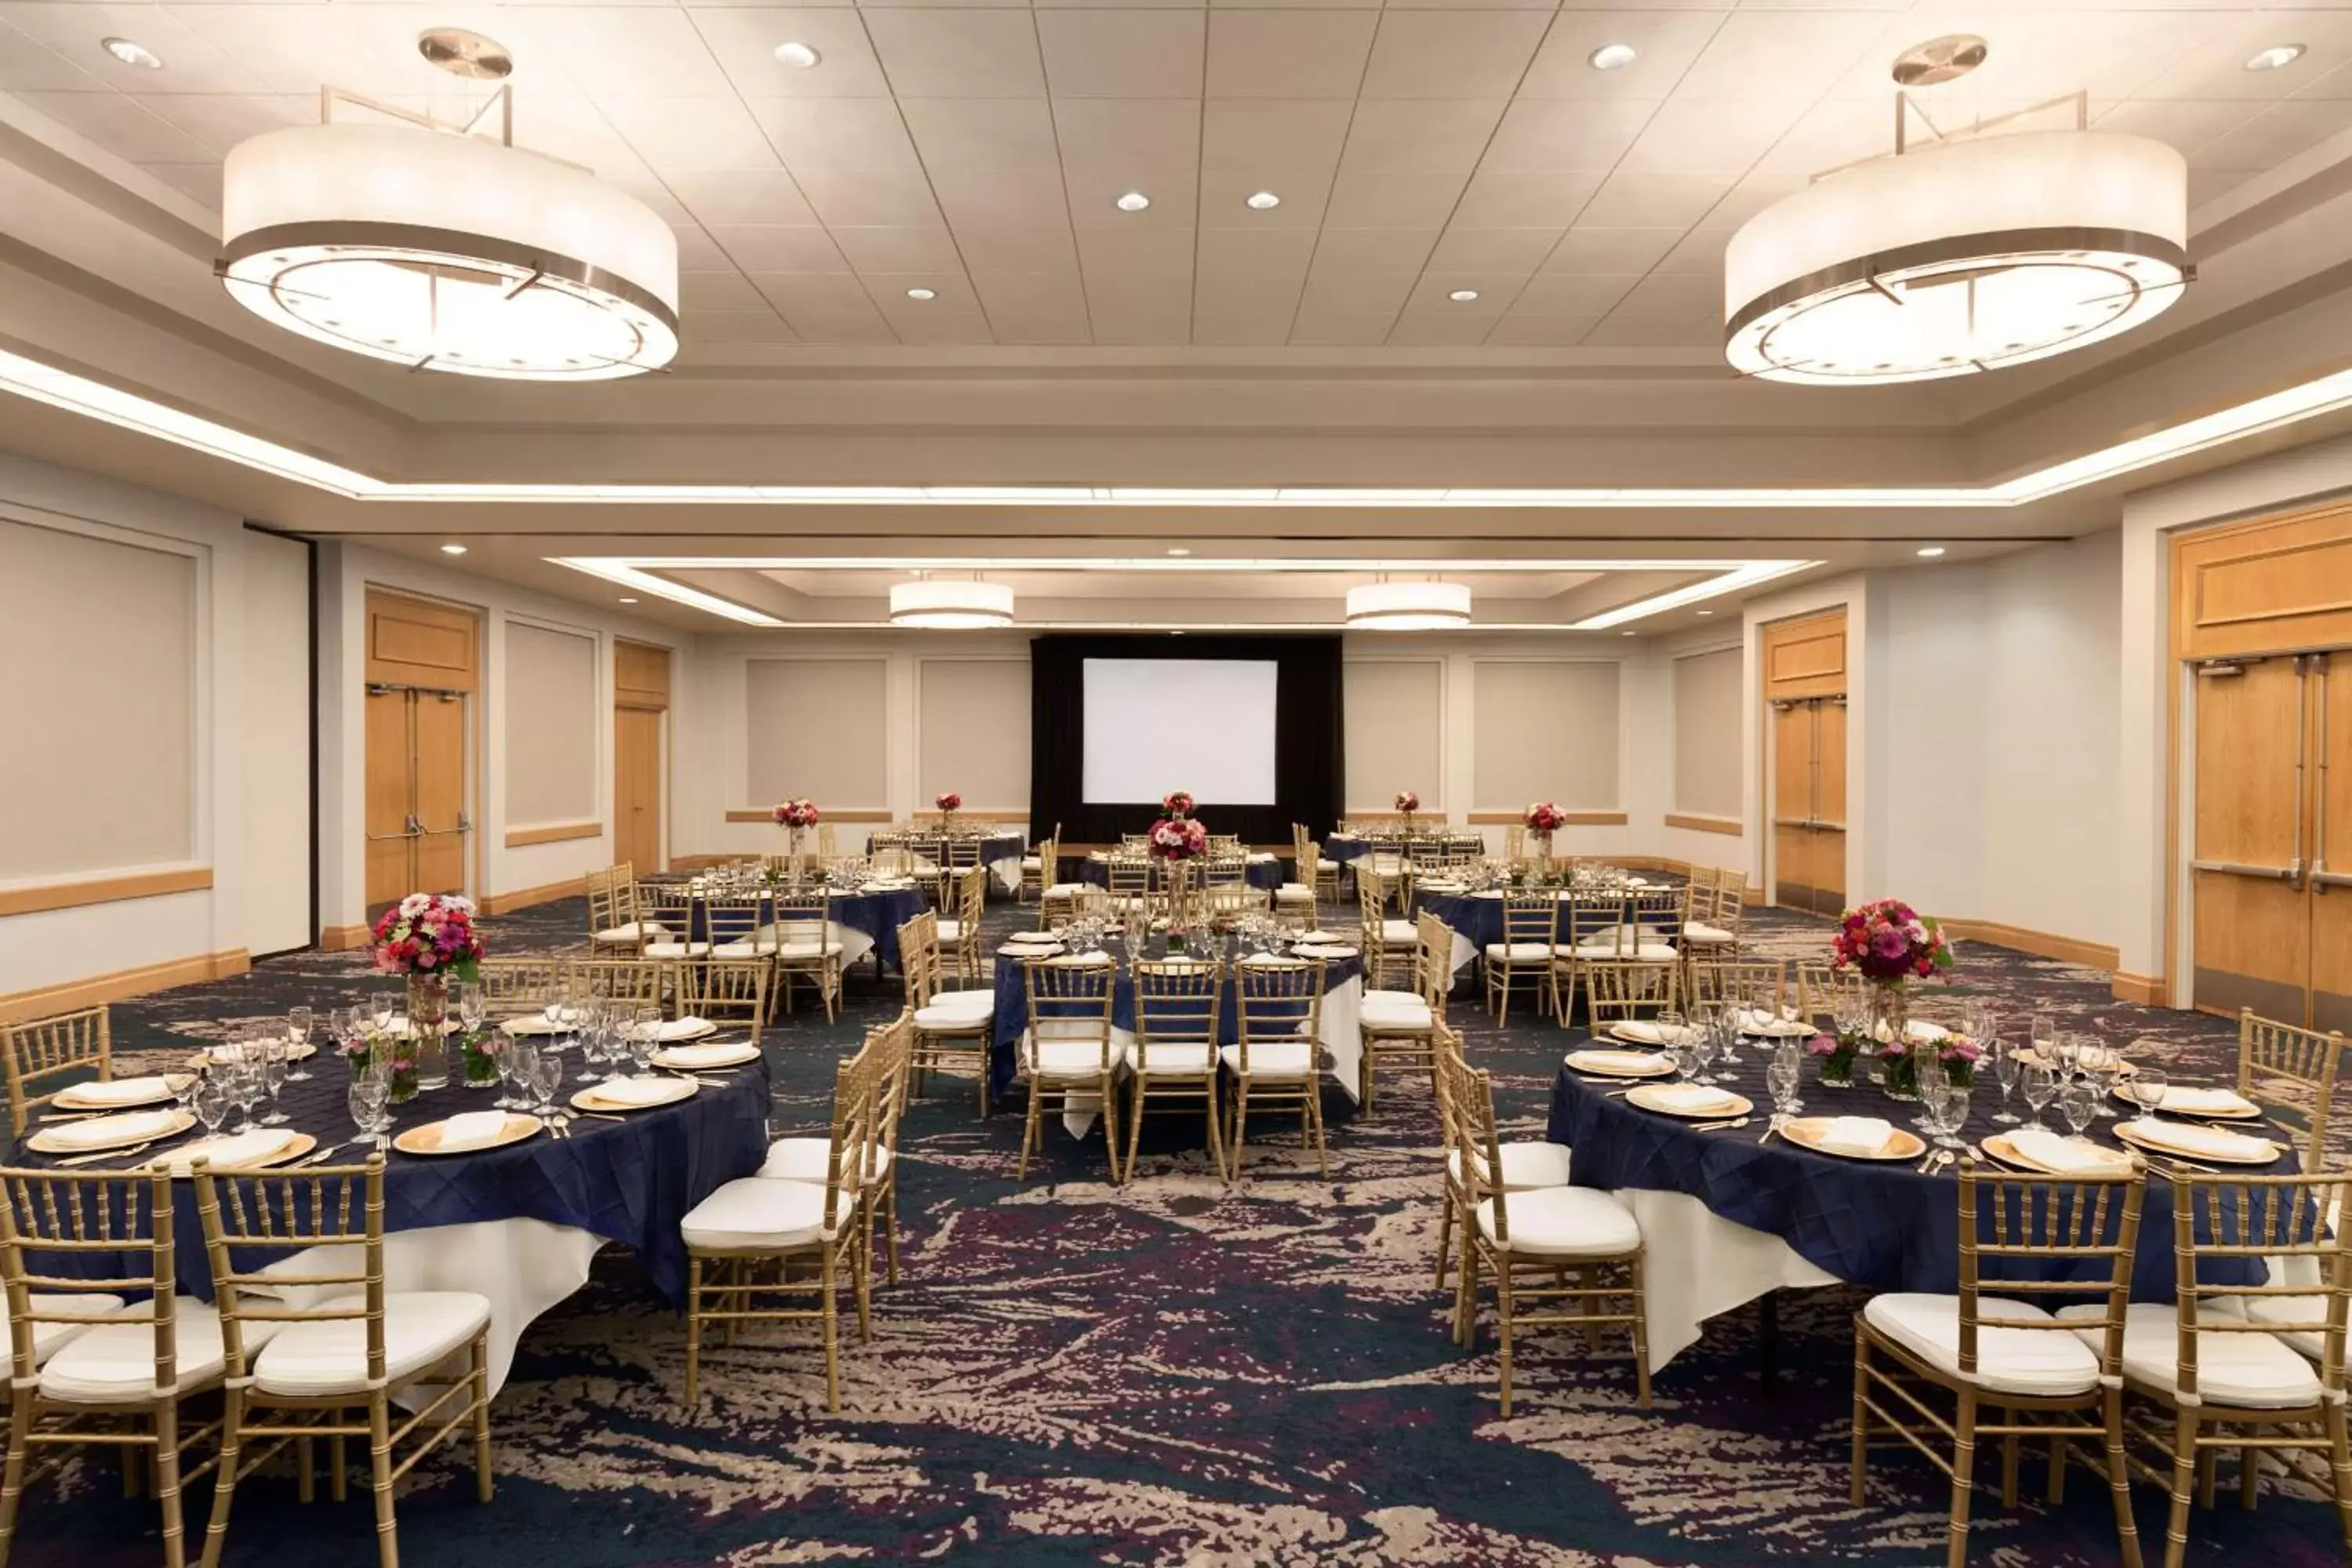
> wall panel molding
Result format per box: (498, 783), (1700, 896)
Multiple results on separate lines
(1664, 812), (1741, 836)
(0, 866), (212, 918)
(0, 947), (247, 1026)
(503, 821), (601, 849)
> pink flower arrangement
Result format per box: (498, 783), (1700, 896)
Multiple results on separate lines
(1159, 789), (1195, 821)
(1149, 815), (1208, 860)
(1394, 791), (1420, 814)
(935, 791), (962, 813)
(1524, 802), (1566, 834)
(1831, 898), (1955, 983)
(771, 798), (819, 829)
(370, 892), (481, 980)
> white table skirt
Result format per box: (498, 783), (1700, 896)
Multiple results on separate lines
(1606, 1188), (1839, 1371)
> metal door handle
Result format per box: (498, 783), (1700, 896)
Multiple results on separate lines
(2192, 858), (2302, 881)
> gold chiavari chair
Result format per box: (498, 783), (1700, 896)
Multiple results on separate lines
(1120, 833), (1150, 851)
(679, 957), (772, 1044)
(0, 1169), (216, 1568)
(1680, 867), (1745, 964)
(638, 884), (714, 971)
(0, 1008), (109, 1138)
(816, 823), (838, 861)
(585, 862), (662, 953)
(1504, 824), (1527, 862)
(189, 1155), (492, 1568)
(1017, 956), (1123, 1182)
(566, 956), (663, 1012)
(1582, 958), (1680, 1029)
(769, 891), (844, 1022)
(1105, 854), (1152, 917)
(1798, 961), (1866, 1026)
(938, 866), (989, 989)
(1129, 958), (1228, 1182)
(1427, 1023), (1570, 1306)
(1201, 855), (1248, 889)
(760, 1011), (912, 1287)
(1201, 883), (1267, 924)
(474, 956), (567, 1017)
(1356, 870), (1418, 989)
(1851, 1158), (2148, 1568)
(938, 837), (983, 906)
(681, 1046), (874, 1410)
(2237, 1011), (2346, 1173)
(869, 832), (916, 878)
(1559, 887), (1682, 1029)
(1224, 956), (1328, 1182)
(1360, 913), (1449, 1111)
(1044, 884), (1112, 932)
(1019, 827), (1060, 904)
(2053, 1167), (2352, 1568)
(1484, 894), (1560, 1026)
(1443, 1051), (1646, 1415)
(1690, 957), (1789, 1016)
(898, 911), (995, 1116)
(1276, 844), (1323, 922)
(1207, 833), (1243, 857)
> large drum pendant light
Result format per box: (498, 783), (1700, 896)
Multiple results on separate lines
(1346, 580), (1472, 630)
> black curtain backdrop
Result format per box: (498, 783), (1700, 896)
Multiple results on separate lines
(1029, 633), (1343, 847)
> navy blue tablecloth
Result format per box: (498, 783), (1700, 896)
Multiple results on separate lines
(1080, 856), (1286, 892)
(16, 1044), (772, 1307)
(987, 946), (1362, 1101)
(681, 887), (925, 972)
(1545, 1051), (2274, 1300)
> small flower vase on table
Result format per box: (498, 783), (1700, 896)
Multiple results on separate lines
(387, 1032), (423, 1105)
(368, 891), (483, 1105)
(1877, 1041), (1920, 1102)
(460, 1030), (500, 1088)
(1811, 1032), (1859, 1089)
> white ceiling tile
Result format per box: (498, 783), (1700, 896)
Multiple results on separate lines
(0, 20), (104, 91)
(1426, 227), (1565, 271)
(1581, 306), (1712, 348)
(2190, 98), (2352, 169)
(929, 167), (1073, 228)
(880, 303), (996, 345)
(1359, 10), (1550, 100)
(136, 161), (222, 209)
(1191, 304), (1300, 347)
(1573, 169), (1729, 228)
(1065, 164), (1198, 227)
(1323, 167), (1469, 227)
(827, 226), (968, 272)
(11, 92), (209, 161)
(1200, 97), (1352, 169)
(1299, 267), (1414, 315)
(145, 5), (513, 98)
(2094, 96), (2269, 160)
(968, 269), (1083, 318)
(1513, 273), (1641, 317)
(1037, 10), (1204, 98)
(1519, 12), (1726, 101)
(1385, 310), (1500, 347)
(984, 303), (1093, 346)
(747, 98), (924, 173)
(670, 223), (731, 270)
(789, 164), (946, 226)
(609, 177), (694, 225)
(1650, 228), (1729, 279)
(1618, 99), (1810, 174)
(951, 225), (1080, 272)
(1197, 167), (1332, 227)
(2125, 11), (2352, 104)
(8, 3), (270, 94)
(1082, 276), (1192, 343)
(1406, 272), (1526, 313)
(706, 223), (848, 270)
(1074, 224), (1196, 275)
(521, 9), (735, 97)
(863, 10), (1047, 99)
(1053, 97), (1201, 170)
(902, 96), (1062, 169)
(1539, 227), (1681, 275)
(600, 97), (781, 172)
(1673, 11), (1888, 102)
(1610, 270), (1718, 315)
(669, 170), (822, 227)
(499, 95), (666, 183)
(1289, 310), (1397, 347)
(1196, 225), (1319, 275)
(688, 9), (896, 99)
(1484, 311), (1602, 346)
(1340, 98), (1508, 176)
(1450, 169), (1604, 227)
(1205, 12), (1377, 99)
(1307, 227), (1439, 273)
(1745, 95), (1891, 180)
(682, 310), (802, 347)
(128, 93), (302, 156)
(748, 271), (896, 341)
(862, 270), (986, 323)
(1482, 99), (1659, 172)
(680, 270), (772, 312)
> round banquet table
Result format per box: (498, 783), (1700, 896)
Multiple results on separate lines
(1080, 851), (1286, 892)
(1544, 1025), (2285, 1370)
(655, 883), (926, 973)
(14, 1040), (771, 1399)
(867, 830), (1029, 895)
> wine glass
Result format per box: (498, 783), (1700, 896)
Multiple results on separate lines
(2020, 1060), (2058, 1131)
(1989, 1035), (2023, 1124)
(2057, 1077), (2099, 1138)
(370, 990), (397, 1036)
(495, 1039), (532, 1111)
(1766, 1040), (1804, 1123)
(347, 1075), (390, 1149)
(2126, 1064), (2169, 1121)
(192, 1074), (231, 1138)
(2084, 1040), (2124, 1119)
(527, 1051), (563, 1119)
(625, 1024), (659, 1078)
(1927, 1068), (1972, 1149)
(258, 1033), (290, 1127)
(285, 1006), (314, 1083)
(1688, 1019), (1720, 1086)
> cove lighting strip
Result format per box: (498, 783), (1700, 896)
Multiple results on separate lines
(5, 347), (2352, 512)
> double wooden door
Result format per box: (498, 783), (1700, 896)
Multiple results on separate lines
(2190, 652), (2352, 1029)
(613, 640), (670, 873)
(1772, 696), (1847, 916)
(365, 684), (471, 913)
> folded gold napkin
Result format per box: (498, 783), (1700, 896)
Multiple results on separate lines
(1646, 1082), (1739, 1114)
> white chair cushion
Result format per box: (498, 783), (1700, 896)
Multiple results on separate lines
(2241, 1290), (2331, 1360)
(1044, 883), (1091, 898)
(757, 1136), (893, 1186)
(1028, 1037), (1127, 1078)
(2056, 1301), (2326, 1409)
(1568, 939), (1681, 963)
(1682, 922), (1735, 944)
(913, 1001), (994, 1032)
(935, 920), (965, 942)
(593, 921), (667, 943)
(1134, 1041), (1217, 1075)
(1448, 1142), (1573, 1192)
(774, 939), (844, 960)
(1473, 1187), (1640, 1258)
(1276, 884), (1316, 902)
(1381, 920), (1421, 944)
(927, 987), (995, 1013)
(251, 1291), (490, 1399)
(1361, 999), (1435, 1030)
(682, 1176), (842, 1251)
(1220, 1040), (1317, 1077)
(1020, 855), (1042, 869)
(712, 938), (779, 959)
(644, 940), (713, 960)
(1363, 989), (1423, 1008)
(1485, 942), (1558, 962)
(19, 1293), (126, 1367)
(1863, 1294), (2101, 1397)
(38, 1297), (271, 1403)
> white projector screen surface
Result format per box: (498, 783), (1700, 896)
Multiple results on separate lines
(1082, 659), (1279, 805)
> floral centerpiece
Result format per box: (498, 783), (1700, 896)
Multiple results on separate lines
(772, 797), (819, 867)
(1936, 1032), (1982, 1087)
(1830, 897), (1955, 1044)
(1524, 801), (1566, 862)
(368, 893), (481, 1101)
(1395, 790), (1420, 829)
(935, 790), (962, 828)
(1149, 815), (1208, 861)
(1159, 789), (1195, 821)
(1808, 1027), (1862, 1089)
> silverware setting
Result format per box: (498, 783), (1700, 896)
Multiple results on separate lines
(1915, 1149), (1953, 1174)
(1690, 1116), (1751, 1134)
(55, 1140), (158, 1168)
(1759, 1117), (1784, 1146)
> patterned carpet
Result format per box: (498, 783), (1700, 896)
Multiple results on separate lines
(18, 889), (2352, 1567)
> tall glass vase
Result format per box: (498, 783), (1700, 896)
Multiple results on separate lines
(405, 973), (449, 1094)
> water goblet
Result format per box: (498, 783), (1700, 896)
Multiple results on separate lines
(626, 1025), (659, 1076)
(528, 1051), (564, 1119)
(1988, 1035), (2023, 1124)
(2125, 1064), (2169, 1120)
(259, 1034), (291, 1127)
(2020, 1060), (2057, 1131)
(285, 1006), (314, 1082)
(347, 1075), (390, 1149)
(493, 1036), (526, 1110)
(457, 982), (486, 1036)
(1688, 1020), (1720, 1086)
(192, 1074), (232, 1138)
(2084, 1040), (2124, 1118)
(2056, 1077), (2098, 1138)
(1929, 1069), (1972, 1149)
(371, 991), (397, 1036)
(1766, 1041), (1804, 1123)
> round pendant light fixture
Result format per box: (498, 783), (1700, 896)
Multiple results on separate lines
(217, 88), (679, 381)
(1345, 580), (1471, 631)
(890, 578), (1014, 630)
(1723, 127), (2187, 386)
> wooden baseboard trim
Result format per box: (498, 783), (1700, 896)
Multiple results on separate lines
(1940, 919), (2121, 973)
(0, 866), (214, 919)
(504, 821), (603, 849)
(724, 808), (894, 825)
(0, 948), (249, 1026)
(320, 923), (372, 952)
(1664, 813), (1742, 837)
(2111, 970), (2167, 1007)
(480, 877), (586, 917)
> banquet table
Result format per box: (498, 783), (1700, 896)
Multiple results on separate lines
(658, 883), (927, 973)
(1544, 1028), (2287, 1370)
(14, 1042), (771, 1398)
(986, 942), (1366, 1127)
(868, 830), (1029, 895)
(1414, 881), (1667, 974)
(1080, 851), (1287, 891)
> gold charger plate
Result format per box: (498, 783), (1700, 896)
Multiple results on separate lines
(393, 1115), (544, 1156)
(652, 1042), (760, 1071)
(1624, 1084), (1754, 1120)
(1779, 1117), (1928, 1163)
(147, 1131), (318, 1176)
(2113, 1087), (2260, 1120)
(627, 1019), (719, 1045)
(185, 1043), (318, 1071)
(1608, 1022), (1700, 1049)
(2114, 1120), (2281, 1166)
(1566, 1049), (1677, 1080)
(28, 1109), (198, 1156)
(55, 1074), (196, 1112)
(570, 1079), (699, 1113)
(1980, 1131), (2134, 1178)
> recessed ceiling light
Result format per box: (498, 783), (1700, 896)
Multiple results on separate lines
(1917, 545), (1947, 557)
(101, 37), (162, 70)
(1170, 630), (1185, 637)
(1588, 43), (1637, 71)
(618, 596), (639, 604)
(2245, 43), (2307, 72)
(1696, 609), (1715, 616)
(1621, 629), (1639, 637)
(905, 288), (936, 301)
(1447, 289), (1480, 303)
(439, 542), (467, 555)
(774, 40), (821, 68)
(1115, 191), (1151, 212)
(1167, 546), (1191, 556)
(1246, 191), (1280, 211)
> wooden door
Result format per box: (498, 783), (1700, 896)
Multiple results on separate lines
(1773, 701), (1820, 913)
(1811, 698), (1847, 913)
(614, 708), (663, 871)
(412, 689), (470, 895)
(2190, 656), (2310, 1023)
(364, 688), (414, 910)
(2310, 655), (2352, 1030)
